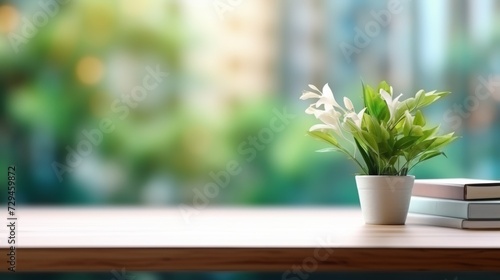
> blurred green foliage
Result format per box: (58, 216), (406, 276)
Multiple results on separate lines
(0, 0), (499, 208)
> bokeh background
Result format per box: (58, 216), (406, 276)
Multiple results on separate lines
(1, 0), (500, 279)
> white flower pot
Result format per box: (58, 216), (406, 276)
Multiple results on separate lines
(355, 175), (415, 225)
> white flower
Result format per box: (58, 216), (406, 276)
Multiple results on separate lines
(318, 83), (341, 110)
(299, 91), (319, 100)
(308, 84), (320, 92)
(309, 109), (342, 134)
(309, 124), (335, 132)
(344, 107), (366, 129)
(305, 104), (325, 118)
(343, 97), (354, 111)
(300, 83), (341, 111)
(380, 89), (403, 121)
(308, 124), (329, 131)
(318, 109), (341, 126)
(355, 107), (367, 128)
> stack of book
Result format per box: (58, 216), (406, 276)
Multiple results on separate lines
(407, 178), (500, 229)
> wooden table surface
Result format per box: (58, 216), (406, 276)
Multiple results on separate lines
(1, 207), (500, 272)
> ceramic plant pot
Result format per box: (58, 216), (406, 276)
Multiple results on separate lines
(355, 175), (415, 225)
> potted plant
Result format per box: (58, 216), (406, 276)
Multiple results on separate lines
(300, 81), (457, 225)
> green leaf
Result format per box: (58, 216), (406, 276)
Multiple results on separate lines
(414, 138), (437, 153)
(316, 148), (341, 153)
(363, 114), (381, 140)
(410, 125), (423, 137)
(428, 133), (458, 150)
(414, 110), (426, 126)
(419, 150), (444, 162)
(421, 91), (450, 107)
(420, 125), (439, 140)
(307, 131), (339, 147)
(374, 98), (390, 122)
(394, 136), (421, 150)
(362, 82), (377, 116)
(355, 138), (377, 175)
(378, 141), (393, 157)
(360, 131), (379, 154)
(361, 82), (389, 121)
(403, 116), (412, 135)
(404, 138), (436, 161)
(380, 123), (391, 141)
(398, 97), (416, 113)
(414, 89), (425, 107)
(378, 81), (392, 96)
(388, 156), (399, 165)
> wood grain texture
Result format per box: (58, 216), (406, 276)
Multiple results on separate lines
(1, 207), (500, 271)
(3, 248), (500, 272)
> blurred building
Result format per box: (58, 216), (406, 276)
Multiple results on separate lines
(1, 0), (500, 206)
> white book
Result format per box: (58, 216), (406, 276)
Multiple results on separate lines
(413, 178), (500, 200)
(407, 213), (500, 229)
(409, 196), (500, 219)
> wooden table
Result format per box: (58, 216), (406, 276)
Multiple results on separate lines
(1, 207), (500, 272)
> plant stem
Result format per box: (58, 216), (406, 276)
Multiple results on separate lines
(337, 146), (368, 174)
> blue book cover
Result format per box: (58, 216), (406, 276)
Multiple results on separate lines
(409, 196), (500, 219)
